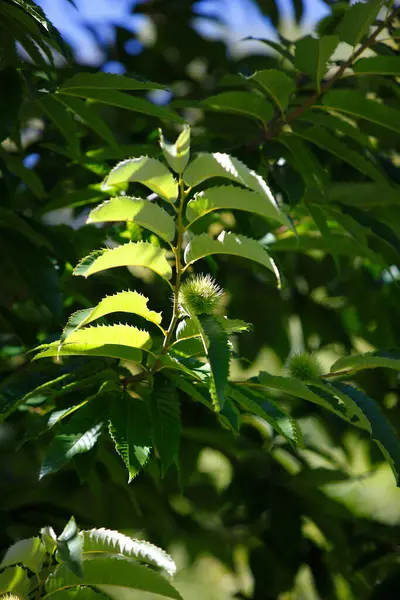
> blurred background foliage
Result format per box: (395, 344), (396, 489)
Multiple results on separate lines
(1, 0), (400, 598)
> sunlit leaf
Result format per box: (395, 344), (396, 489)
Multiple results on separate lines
(159, 125), (190, 174)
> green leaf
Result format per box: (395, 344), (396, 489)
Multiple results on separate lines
(298, 110), (373, 148)
(294, 35), (338, 89)
(38, 95), (80, 157)
(149, 377), (181, 476)
(0, 537), (46, 573)
(109, 393), (152, 482)
(332, 382), (400, 485)
(327, 182), (400, 208)
(104, 156), (178, 203)
(336, 0), (383, 46)
(159, 125), (190, 174)
(278, 134), (328, 189)
(292, 125), (386, 183)
(56, 517), (83, 579)
(184, 231), (280, 283)
(57, 95), (117, 148)
(39, 184), (108, 214)
(59, 72), (166, 92)
(58, 87), (183, 124)
(61, 291), (163, 343)
(73, 242), (173, 282)
(0, 566), (30, 597)
(0, 209), (52, 249)
(247, 69), (295, 113)
(44, 588), (107, 600)
(164, 372), (213, 411)
(82, 528), (176, 576)
(241, 36), (295, 63)
(228, 384), (302, 448)
(200, 91), (274, 125)
(183, 153), (290, 226)
(331, 350), (400, 374)
(322, 90), (400, 135)
(40, 392), (112, 478)
(45, 558), (182, 600)
(88, 196), (176, 242)
(198, 315), (230, 411)
(306, 202), (340, 273)
(353, 55), (400, 75)
(0, 152), (46, 198)
(185, 184), (288, 228)
(40, 526), (57, 555)
(340, 204), (400, 258)
(34, 324), (151, 363)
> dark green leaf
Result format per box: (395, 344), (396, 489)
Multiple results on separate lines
(149, 377), (181, 476)
(56, 516), (83, 579)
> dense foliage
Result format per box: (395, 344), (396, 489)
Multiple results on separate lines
(1, 0), (400, 598)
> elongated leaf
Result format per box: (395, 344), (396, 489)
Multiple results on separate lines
(0, 151), (46, 198)
(306, 202), (340, 273)
(159, 125), (190, 174)
(56, 517), (83, 579)
(62, 292), (163, 344)
(246, 69), (295, 113)
(88, 197), (175, 242)
(197, 315), (230, 411)
(331, 350), (400, 374)
(186, 185), (288, 228)
(336, 0), (382, 46)
(183, 153), (290, 225)
(109, 393), (152, 482)
(58, 87), (183, 123)
(34, 324), (150, 363)
(40, 184), (108, 214)
(0, 566), (30, 597)
(103, 156), (178, 203)
(164, 372), (213, 410)
(201, 91), (274, 125)
(38, 95), (80, 157)
(327, 182), (400, 208)
(59, 72), (166, 92)
(82, 528), (176, 576)
(45, 588), (107, 600)
(242, 36), (295, 63)
(0, 537), (46, 573)
(292, 125), (386, 183)
(298, 111), (372, 148)
(295, 35), (338, 88)
(322, 90), (400, 135)
(278, 134), (328, 189)
(45, 558), (182, 600)
(353, 56), (400, 75)
(176, 316), (250, 341)
(149, 378), (181, 476)
(184, 231), (280, 283)
(332, 382), (400, 484)
(228, 384), (302, 447)
(57, 95), (117, 147)
(341, 204), (400, 258)
(73, 242), (173, 282)
(40, 392), (112, 478)
(0, 209), (51, 248)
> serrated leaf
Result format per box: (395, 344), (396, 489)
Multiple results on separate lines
(45, 558), (182, 600)
(322, 90), (400, 135)
(185, 185), (288, 228)
(332, 381), (400, 484)
(34, 325), (151, 363)
(336, 0), (383, 47)
(109, 393), (152, 482)
(184, 231), (280, 283)
(164, 372), (213, 410)
(61, 291), (163, 344)
(295, 35), (338, 89)
(88, 197), (176, 242)
(40, 392), (112, 478)
(200, 91), (274, 125)
(228, 384), (302, 448)
(59, 72), (166, 92)
(183, 153), (289, 225)
(292, 125), (385, 183)
(0, 537), (46, 573)
(159, 125), (190, 174)
(353, 55), (400, 75)
(81, 528), (176, 576)
(331, 350), (400, 374)
(59, 87), (183, 123)
(0, 566), (30, 597)
(149, 378), (181, 476)
(56, 517), (83, 579)
(38, 95), (80, 157)
(73, 242), (173, 282)
(247, 69), (295, 113)
(198, 315), (230, 411)
(176, 316), (250, 340)
(103, 156), (178, 203)
(57, 95), (117, 147)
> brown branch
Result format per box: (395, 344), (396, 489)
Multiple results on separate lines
(261, 6), (400, 143)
